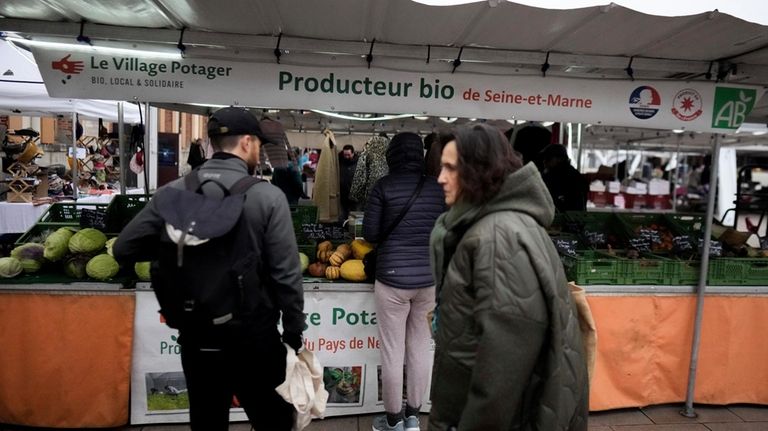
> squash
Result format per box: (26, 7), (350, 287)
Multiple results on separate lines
(308, 262), (327, 277)
(329, 244), (352, 267)
(316, 240), (333, 259)
(325, 265), (341, 280)
(350, 239), (374, 260)
(340, 259), (367, 282)
(318, 249), (333, 263)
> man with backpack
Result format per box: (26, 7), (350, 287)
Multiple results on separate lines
(114, 107), (304, 431)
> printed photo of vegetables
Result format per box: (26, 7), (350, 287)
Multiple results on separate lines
(145, 372), (189, 411)
(323, 365), (364, 405)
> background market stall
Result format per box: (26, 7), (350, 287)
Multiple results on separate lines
(1, 0), (768, 427)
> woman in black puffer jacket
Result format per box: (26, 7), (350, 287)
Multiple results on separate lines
(364, 132), (446, 431)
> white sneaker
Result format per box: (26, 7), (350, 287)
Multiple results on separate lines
(404, 415), (420, 431)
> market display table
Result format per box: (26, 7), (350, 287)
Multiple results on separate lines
(587, 285), (768, 410)
(0, 201), (50, 234)
(0, 284), (135, 428)
(2, 281), (768, 427)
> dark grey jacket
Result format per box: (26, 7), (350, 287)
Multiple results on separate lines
(113, 156), (305, 338)
(363, 136), (445, 288)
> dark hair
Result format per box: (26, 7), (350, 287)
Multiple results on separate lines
(453, 124), (522, 205)
(342, 144), (355, 152)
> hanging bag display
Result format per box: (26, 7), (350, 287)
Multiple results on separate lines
(363, 176), (425, 280)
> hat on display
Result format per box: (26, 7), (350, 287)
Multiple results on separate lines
(207, 107), (270, 143)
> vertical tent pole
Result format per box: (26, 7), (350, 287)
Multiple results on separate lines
(672, 135), (681, 212)
(118, 102), (126, 194)
(576, 123), (584, 172)
(71, 111), (78, 200)
(143, 102), (151, 195)
(682, 134), (721, 418)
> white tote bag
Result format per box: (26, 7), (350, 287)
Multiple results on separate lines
(275, 345), (329, 430)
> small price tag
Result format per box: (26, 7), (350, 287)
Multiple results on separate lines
(698, 239), (723, 257)
(629, 237), (652, 252)
(79, 208), (107, 230)
(672, 235), (693, 252)
(638, 228), (662, 244)
(584, 231), (606, 247)
(552, 238), (578, 257)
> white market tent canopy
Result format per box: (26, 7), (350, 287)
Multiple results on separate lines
(0, 41), (141, 122)
(1, 0), (767, 128)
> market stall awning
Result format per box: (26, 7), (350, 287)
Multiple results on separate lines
(0, 41), (142, 122)
(1, 0), (767, 125)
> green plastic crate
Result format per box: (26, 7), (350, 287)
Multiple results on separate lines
(38, 202), (109, 225)
(709, 258), (768, 285)
(562, 212), (625, 249)
(616, 213), (688, 253)
(619, 252), (669, 285)
(105, 195), (151, 233)
(561, 250), (624, 285)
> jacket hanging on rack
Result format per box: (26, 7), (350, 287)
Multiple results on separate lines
(312, 129), (341, 222)
(349, 135), (389, 208)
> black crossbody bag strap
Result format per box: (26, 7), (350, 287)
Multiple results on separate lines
(379, 175), (426, 244)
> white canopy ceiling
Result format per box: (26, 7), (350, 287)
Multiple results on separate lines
(0, 41), (141, 122)
(1, 0), (767, 145)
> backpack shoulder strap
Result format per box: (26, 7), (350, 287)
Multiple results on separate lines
(229, 175), (265, 195)
(183, 167), (202, 191)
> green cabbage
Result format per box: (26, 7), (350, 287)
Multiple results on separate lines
(86, 254), (119, 281)
(69, 228), (107, 254)
(105, 237), (117, 257)
(10, 243), (46, 273)
(299, 252), (309, 273)
(43, 227), (75, 262)
(0, 257), (23, 278)
(134, 261), (151, 281)
(64, 254), (91, 279)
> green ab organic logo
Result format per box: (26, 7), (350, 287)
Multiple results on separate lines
(712, 87), (758, 129)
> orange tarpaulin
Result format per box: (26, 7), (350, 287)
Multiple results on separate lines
(588, 294), (768, 410)
(0, 292), (135, 428)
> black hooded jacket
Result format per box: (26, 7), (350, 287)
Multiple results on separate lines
(363, 133), (446, 288)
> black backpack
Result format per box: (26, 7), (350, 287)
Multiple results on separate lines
(150, 171), (275, 335)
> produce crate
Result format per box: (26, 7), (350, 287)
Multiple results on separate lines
(290, 204), (318, 245)
(709, 258), (768, 285)
(15, 203), (108, 245)
(563, 212), (625, 249)
(618, 251), (669, 285)
(667, 213), (705, 236)
(37, 202), (109, 225)
(616, 213), (687, 253)
(105, 194), (151, 233)
(665, 258), (704, 285)
(561, 250), (624, 285)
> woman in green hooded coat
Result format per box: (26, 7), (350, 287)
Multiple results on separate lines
(429, 124), (588, 430)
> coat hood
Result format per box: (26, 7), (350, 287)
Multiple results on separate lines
(478, 162), (555, 228)
(386, 132), (424, 173)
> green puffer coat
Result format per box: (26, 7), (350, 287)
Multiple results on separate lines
(429, 163), (588, 430)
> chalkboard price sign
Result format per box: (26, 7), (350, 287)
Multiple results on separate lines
(301, 224), (346, 241)
(672, 235), (693, 252)
(698, 239), (723, 257)
(552, 238), (578, 257)
(79, 208), (107, 230)
(629, 237), (652, 252)
(638, 228), (661, 244)
(584, 231), (606, 247)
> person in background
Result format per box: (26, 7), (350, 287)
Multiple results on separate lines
(187, 138), (206, 169)
(114, 107), (304, 431)
(429, 124), (588, 430)
(338, 144), (359, 220)
(364, 132), (446, 431)
(539, 143), (588, 212)
(511, 123), (552, 167)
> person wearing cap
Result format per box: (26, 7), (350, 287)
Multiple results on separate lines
(113, 107), (304, 431)
(363, 132), (446, 431)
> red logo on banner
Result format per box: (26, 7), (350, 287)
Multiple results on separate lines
(51, 54), (84, 85)
(671, 88), (703, 121)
